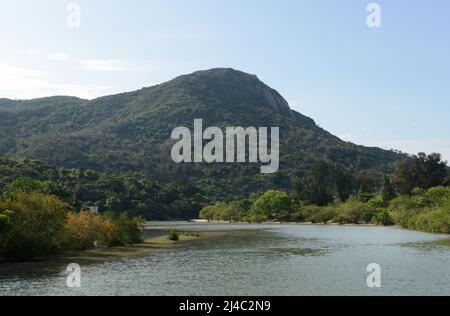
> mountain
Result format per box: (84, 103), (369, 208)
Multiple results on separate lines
(0, 68), (406, 199)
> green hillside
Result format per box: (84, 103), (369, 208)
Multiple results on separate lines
(0, 157), (206, 220)
(0, 68), (406, 199)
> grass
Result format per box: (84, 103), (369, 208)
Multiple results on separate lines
(434, 238), (450, 247)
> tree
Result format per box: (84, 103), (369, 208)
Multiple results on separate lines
(302, 161), (333, 206)
(421, 186), (450, 207)
(252, 190), (292, 221)
(334, 164), (353, 202)
(423, 153), (448, 188)
(291, 177), (303, 202)
(355, 171), (378, 193)
(394, 153), (448, 194)
(64, 211), (117, 251)
(239, 199), (253, 214)
(0, 210), (13, 254)
(0, 191), (70, 261)
(109, 213), (144, 246)
(393, 160), (416, 195)
(381, 175), (396, 205)
(199, 205), (215, 221)
(2, 177), (74, 204)
(0, 210), (12, 231)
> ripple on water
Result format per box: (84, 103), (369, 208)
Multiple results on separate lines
(1, 224), (450, 296)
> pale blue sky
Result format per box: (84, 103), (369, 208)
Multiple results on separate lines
(0, 0), (449, 160)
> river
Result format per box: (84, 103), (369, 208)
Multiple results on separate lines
(1, 223), (449, 296)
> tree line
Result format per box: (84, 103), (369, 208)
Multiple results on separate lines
(1, 152), (449, 263)
(0, 157), (207, 220)
(200, 153), (450, 234)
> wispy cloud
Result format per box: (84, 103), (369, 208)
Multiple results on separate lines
(22, 49), (41, 56)
(80, 60), (130, 72)
(49, 52), (70, 62)
(0, 62), (45, 78)
(0, 62), (113, 100)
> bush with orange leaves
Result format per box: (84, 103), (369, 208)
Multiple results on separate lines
(0, 189), (145, 261)
(64, 211), (117, 251)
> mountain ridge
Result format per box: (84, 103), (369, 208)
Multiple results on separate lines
(0, 68), (406, 198)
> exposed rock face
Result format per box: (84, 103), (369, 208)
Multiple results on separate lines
(253, 77), (315, 126)
(258, 83), (293, 116)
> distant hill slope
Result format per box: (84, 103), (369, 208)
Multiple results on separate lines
(0, 68), (406, 198)
(0, 157), (205, 220)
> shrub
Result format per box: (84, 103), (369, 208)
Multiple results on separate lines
(367, 195), (385, 208)
(252, 190), (292, 221)
(0, 191), (70, 261)
(422, 186), (450, 207)
(0, 210), (12, 230)
(350, 193), (377, 204)
(374, 209), (395, 226)
(199, 203), (245, 222)
(401, 207), (450, 234)
(335, 201), (376, 224)
(199, 205), (215, 221)
(110, 213), (145, 246)
(64, 211), (116, 251)
(309, 207), (336, 224)
(389, 195), (421, 212)
(293, 205), (321, 223)
(168, 228), (179, 241)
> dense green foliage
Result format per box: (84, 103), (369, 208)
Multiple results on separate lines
(0, 69), (406, 200)
(200, 153), (449, 234)
(390, 187), (450, 233)
(252, 190), (292, 221)
(200, 193), (386, 225)
(0, 191), (70, 261)
(104, 212), (145, 246)
(0, 157), (206, 220)
(0, 182), (146, 261)
(199, 203), (245, 222)
(393, 153), (449, 194)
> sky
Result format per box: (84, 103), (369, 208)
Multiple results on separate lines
(0, 0), (449, 161)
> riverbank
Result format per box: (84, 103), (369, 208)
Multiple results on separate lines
(0, 231), (226, 277)
(192, 220), (380, 227)
(193, 219), (450, 235)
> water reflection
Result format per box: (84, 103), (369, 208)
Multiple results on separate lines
(1, 224), (449, 296)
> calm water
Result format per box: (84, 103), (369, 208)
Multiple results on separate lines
(1, 223), (450, 296)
